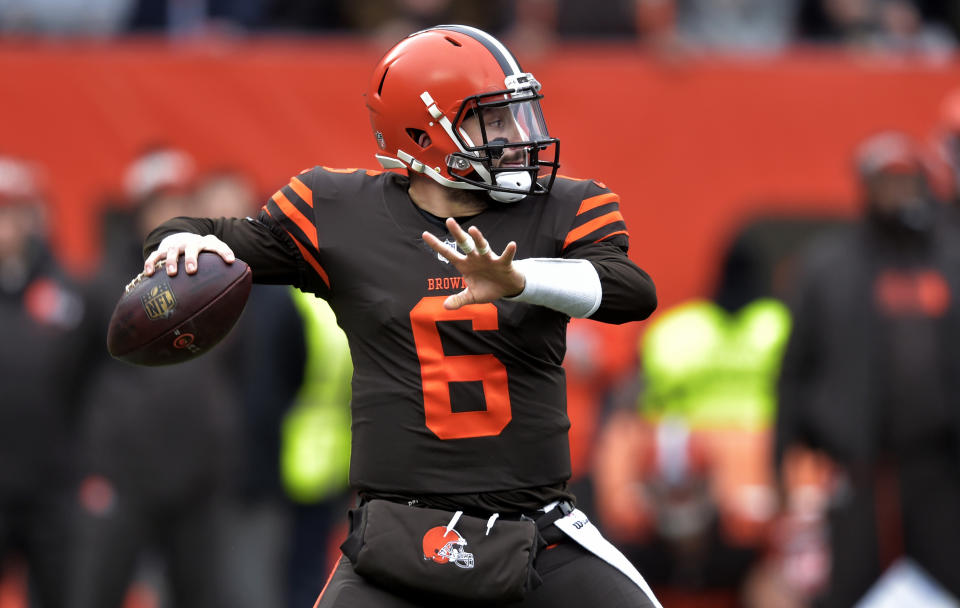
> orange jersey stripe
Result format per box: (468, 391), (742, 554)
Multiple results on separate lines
(577, 192), (619, 216)
(291, 238), (330, 289)
(289, 176), (313, 208)
(263, 206), (330, 288)
(320, 166), (385, 176)
(272, 190), (318, 250)
(321, 166), (361, 173)
(593, 229), (629, 244)
(563, 211), (625, 249)
(555, 174), (607, 189)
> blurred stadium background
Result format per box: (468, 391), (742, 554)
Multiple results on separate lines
(2, 1), (960, 607)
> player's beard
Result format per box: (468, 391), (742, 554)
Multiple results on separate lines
(447, 186), (491, 210)
(453, 150), (531, 208)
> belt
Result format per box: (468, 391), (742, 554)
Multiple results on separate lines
(532, 500), (574, 546)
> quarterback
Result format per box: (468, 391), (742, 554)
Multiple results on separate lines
(143, 25), (660, 607)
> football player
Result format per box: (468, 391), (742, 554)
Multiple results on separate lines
(142, 25), (660, 608)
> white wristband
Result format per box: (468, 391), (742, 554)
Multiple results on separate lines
(505, 258), (602, 318)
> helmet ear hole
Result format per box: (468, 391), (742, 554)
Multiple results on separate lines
(376, 67), (389, 97)
(406, 128), (431, 149)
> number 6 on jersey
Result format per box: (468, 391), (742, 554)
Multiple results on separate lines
(409, 296), (512, 440)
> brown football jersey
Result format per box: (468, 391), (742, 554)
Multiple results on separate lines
(145, 167), (655, 505)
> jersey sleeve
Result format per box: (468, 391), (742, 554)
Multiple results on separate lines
(559, 180), (656, 324)
(142, 213), (324, 293)
(559, 183), (630, 256)
(261, 169), (331, 292)
(575, 240), (657, 324)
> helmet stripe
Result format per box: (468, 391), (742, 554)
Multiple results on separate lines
(431, 24), (522, 76)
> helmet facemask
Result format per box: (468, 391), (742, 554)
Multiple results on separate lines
(445, 75), (559, 203)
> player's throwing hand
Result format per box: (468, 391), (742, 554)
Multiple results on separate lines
(422, 218), (525, 310)
(143, 232), (236, 277)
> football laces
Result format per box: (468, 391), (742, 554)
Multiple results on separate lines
(124, 260), (166, 295)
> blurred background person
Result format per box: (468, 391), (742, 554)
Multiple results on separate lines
(797, 0), (956, 58)
(0, 156), (87, 608)
(927, 87), (960, 209)
(503, 0), (806, 59)
(871, 0), (956, 58)
(279, 291), (353, 608)
(192, 169), (307, 608)
(594, 230), (792, 608)
(69, 146), (240, 608)
(670, 0), (799, 54)
(635, 0), (799, 55)
(0, 0), (132, 36)
(776, 130), (960, 607)
(338, 0), (511, 50)
(508, 0), (641, 45)
(126, 0), (270, 35)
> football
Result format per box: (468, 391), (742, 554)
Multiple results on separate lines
(107, 252), (252, 366)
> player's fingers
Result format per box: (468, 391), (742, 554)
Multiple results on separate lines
(165, 245), (181, 276)
(143, 249), (163, 275)
(445, 220), (475, 254)
(458, 234), (475, 255)
(183, 240), (201, 275)
(421, 231), (447, 254)
(444, 289), (471, 310)
(468, 226), (491, 256)
(422, 231), (461, 263)
(500, 241), (518, 265)
(201, 235), (235, 263)
(444, 217), (466, 240)
(444, 218), (476, 254)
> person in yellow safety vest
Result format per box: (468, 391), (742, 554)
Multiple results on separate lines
(595, 296), (792, 606)
(282, 289), (353, 608)
(642, 298), (791, 431)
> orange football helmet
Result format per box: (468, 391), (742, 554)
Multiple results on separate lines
(366, 25), (559, 203)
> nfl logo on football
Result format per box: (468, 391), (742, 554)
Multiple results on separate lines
(140, 283), (177, 320)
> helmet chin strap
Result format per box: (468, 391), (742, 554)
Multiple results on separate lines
(489, 171), (531, 203)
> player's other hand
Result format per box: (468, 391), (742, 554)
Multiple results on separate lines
(422, 218), (525, 310)
(143, 233), (235, 277)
